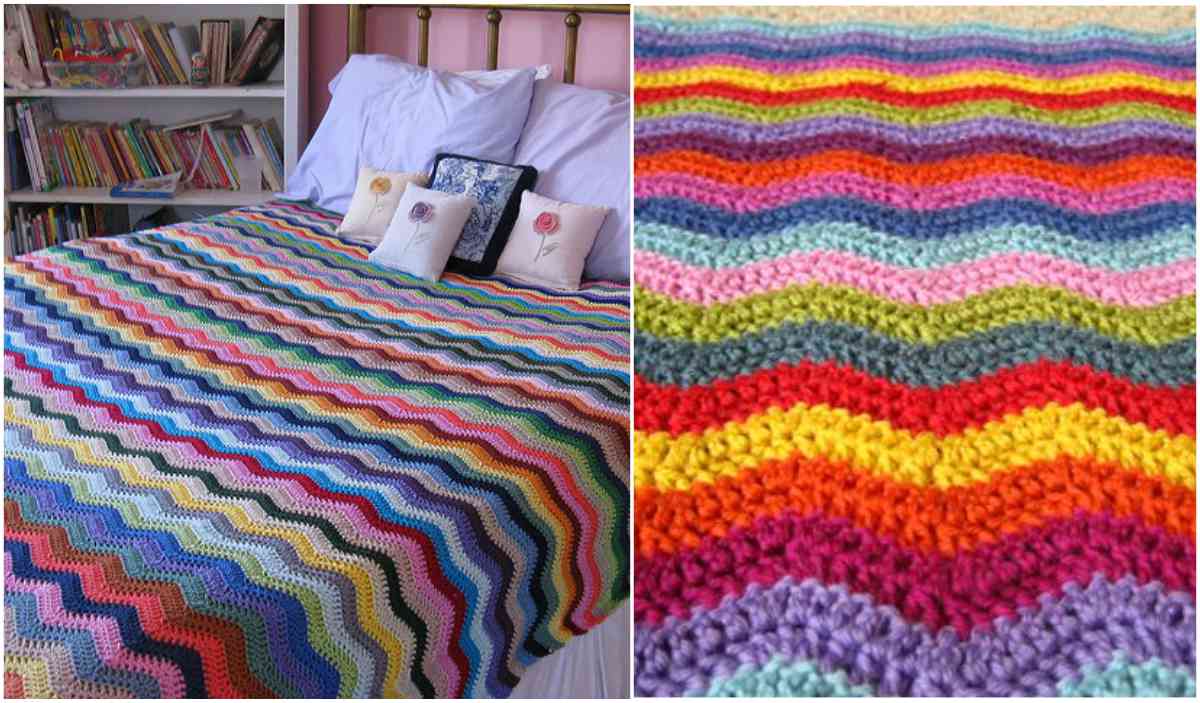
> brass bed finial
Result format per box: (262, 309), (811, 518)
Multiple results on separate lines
(346, 4), (630, 85)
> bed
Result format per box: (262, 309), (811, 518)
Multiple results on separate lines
(4, 5), (631, 699)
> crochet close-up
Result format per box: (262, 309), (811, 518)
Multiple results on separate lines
(632, 6), (1195, 698)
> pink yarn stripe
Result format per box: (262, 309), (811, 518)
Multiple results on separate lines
(634, 249), (1196, 307)
(635, 172), (1196, 214)
(5, 556), (188, 697)
(634, 54), (1198, 81)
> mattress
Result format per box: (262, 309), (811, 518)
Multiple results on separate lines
(3, 200), (630, 698)
(632, 6), (1196, 698)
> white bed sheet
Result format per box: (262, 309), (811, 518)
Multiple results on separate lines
(510, 601), (630, 699)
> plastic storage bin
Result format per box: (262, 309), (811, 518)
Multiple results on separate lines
(43, 57), (148, 89)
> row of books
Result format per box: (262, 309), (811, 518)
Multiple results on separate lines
(8, 6), (196, 86)
(6, 204), (120, 258)
(7, 6), (283, 87)
(10, 100), (285, 194)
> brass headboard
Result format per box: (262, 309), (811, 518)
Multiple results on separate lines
(347, 4), (630, 84)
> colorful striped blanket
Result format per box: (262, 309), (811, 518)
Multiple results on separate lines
(4, 201), (630, 697)
(632, 8), (1196, 698)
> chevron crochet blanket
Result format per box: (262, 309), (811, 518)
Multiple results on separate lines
(4, 201), (630, 697)
(632, 7), (1196, 697)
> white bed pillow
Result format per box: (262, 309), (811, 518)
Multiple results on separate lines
(495, 191), (609, 290)
(336, 167), (428, 245)
(511, 81), (630, 282)
(284, 55), (538, 214)
(368, 183), (476, 281)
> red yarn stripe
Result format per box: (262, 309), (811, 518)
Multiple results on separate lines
(634, 360), (1195, 437)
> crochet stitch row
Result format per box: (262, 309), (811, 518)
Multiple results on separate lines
(633, 7), (1195, 698)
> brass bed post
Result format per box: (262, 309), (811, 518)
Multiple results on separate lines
(347, 4), (366, 57)
(563, 11), (580, 84)
(486, 9), (502, 70)
(417, 6), (431, 66)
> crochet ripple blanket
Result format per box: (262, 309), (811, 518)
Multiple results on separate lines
(4, 201), (630, 697)
(632, 8), (1197, 698)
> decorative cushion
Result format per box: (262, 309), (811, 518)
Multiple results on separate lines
(368, 183), (477, 281)
(512, 80), (631, 282)
(428, 153), (537, 276)
(495, 191), (610, 290)
(284, 55), (537, 213)
(336, 167), (428, 245)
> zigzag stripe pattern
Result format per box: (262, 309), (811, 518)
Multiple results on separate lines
(3, 201), (631, 698)
(633, 7), (1196, 698)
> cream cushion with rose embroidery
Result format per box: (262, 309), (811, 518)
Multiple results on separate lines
(337, 167), (429, 245)
(369, 183), (477, 281)
(495, 191), (610, 290)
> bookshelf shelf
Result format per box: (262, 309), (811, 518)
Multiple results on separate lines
(4, 81), (286, 99)
(6, 186), (274, 207)
(5, 5), (302, 227)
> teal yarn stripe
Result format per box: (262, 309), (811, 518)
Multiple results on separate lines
(635, 221), (1195, 272)
(695, 655), (1196, 697)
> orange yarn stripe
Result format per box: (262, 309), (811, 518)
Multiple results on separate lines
(635, 150), (1196, 190)
(635, 454), (1196, 559)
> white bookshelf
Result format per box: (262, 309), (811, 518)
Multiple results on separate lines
(4, 4), (302, 219)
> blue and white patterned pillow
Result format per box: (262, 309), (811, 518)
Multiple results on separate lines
(428, 154), (538, 275)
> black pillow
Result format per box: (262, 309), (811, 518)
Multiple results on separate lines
(428, 153), (538, 276)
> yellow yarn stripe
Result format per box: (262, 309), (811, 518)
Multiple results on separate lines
(635, 67), (1197, 98)
(633, 402), (1196, 492)
(634, 284), (1196, 346)
(3, 403), (414, 698)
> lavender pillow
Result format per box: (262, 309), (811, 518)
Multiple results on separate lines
(285, 56), (537, 214)
(511, 80), (630, 282)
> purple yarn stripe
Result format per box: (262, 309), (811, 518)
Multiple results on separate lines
(634, 131), (1194, 166)
(634, 27), (1197, 57)
(633, 114), (1196, 146)
(633, 575), (1196, 697)
(634, 511), (1197, 635)
(635, 54), (1199, 81)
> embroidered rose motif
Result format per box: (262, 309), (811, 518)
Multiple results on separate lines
(370, 177), (392, 195)
(534, 211), (559, 235)
(404, 201), (436, 254)
(533, 211), (560, 262)
(368, 176), (393, 224)
(409, 201), (434, 223)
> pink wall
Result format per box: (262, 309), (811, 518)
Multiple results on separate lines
(306, 5), (630, 143)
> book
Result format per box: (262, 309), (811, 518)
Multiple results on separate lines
(168, 24), (198, 82)
(111, 170), (182, 199)
(229, 16), (283, 85)
(6, 105), (30, 192)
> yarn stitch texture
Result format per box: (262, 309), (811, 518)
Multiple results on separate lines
(2, 201), (631, 697)
(632, 7), (1196, 698)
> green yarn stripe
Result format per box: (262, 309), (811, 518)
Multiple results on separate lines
(634, 283), (1196, 346)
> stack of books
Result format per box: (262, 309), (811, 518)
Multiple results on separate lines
(200, 19), (236, 86)
(8, 6), (198, 86)
(6, 203), (118, 257)
(10, 99), (285, 194)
